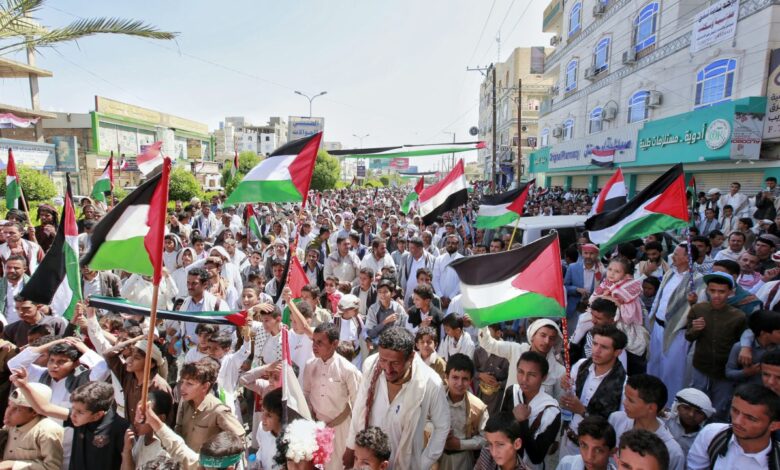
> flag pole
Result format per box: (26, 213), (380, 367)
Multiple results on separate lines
(139, 282), (160, 415)
(506, 216), (521, 251)
(17, 179), (35, 243)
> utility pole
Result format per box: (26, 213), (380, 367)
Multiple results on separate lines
(466, 63), (497, 192)
(517, 78), (523, 184)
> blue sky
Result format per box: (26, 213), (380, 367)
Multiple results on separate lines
(2, 0), (550, 169)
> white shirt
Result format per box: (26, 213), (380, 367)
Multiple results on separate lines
(714, 248), (745, 262)
(216, 339), (252, 416)
(653, 270), (685, 322)
(360, 251), (396, 274)
(432, 251), (462, 299)
(687, 423), (771, 470)
(437, 332), (475, 361)
(3, 278), (24, 324)
(289, 331), (313, 385)
(404, 255), (427, 302)
(569, 358), (611, 432)
(608, 411), (685, 470)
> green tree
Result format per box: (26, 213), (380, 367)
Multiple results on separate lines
(222, 151), (262, 195)
(0, 166), (56, 202)
(310, 150), (340, 191)
(379, 176), (390, 187)
(0, 0), (176, 55)
(169, 168), (201, 202)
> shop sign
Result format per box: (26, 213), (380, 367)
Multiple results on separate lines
(96, 96), (208, 135)
(289, 116), (325, 141)
(547, 124), (639, 169)
(0, 139), (55, 170)
(730, 112), (763, 160)
(705, 119), (731, 149)
(764, 49), (780, 140)
(690, 0), (739, 53)
(49, 136), (79, 172)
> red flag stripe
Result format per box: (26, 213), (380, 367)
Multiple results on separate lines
(144, 158), (171, 284)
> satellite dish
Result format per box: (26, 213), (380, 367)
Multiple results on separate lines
(469, 126), (479, 136)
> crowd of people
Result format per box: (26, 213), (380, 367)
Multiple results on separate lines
(0, 175), (779, 470)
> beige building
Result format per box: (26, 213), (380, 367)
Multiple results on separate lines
(478, 47), (554, 187)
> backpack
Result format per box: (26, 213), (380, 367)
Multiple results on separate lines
(707, 426), (780, 470)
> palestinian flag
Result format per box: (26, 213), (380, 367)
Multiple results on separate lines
(225, 132), (322, 206)
(82, 159), (172, 279)
(246, 204), (262, 240)
(586, 164), (689, 254)
(686, 176), (698, 225)
(281, 256), (309, 325)
(91, 157), (114, 203)
(476, 180), (534, 229)
(589, 168), (626, 216)
(20, 175), (81, 319)
(281, 326), (312, 422)
(419, 159), (468, 225)
(401, 177), (424, 214)
(87, 296), (249, 326)
(5, 148), (20, 210)
(136, 141), (164, 175)
(449, 233), (565, 327)
(331, 141), (485, 159)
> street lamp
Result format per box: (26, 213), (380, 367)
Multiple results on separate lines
(294, 90), (327, 117)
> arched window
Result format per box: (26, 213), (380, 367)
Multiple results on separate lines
(565, 59), (578, 92)
(564, 119), (575, 140)
(634, 3), (659, 53)
(594, 38), (610, 73)
(628, 90), (649, 123)
(589, 107), (604, 134)
(541, 128), (550, 147)
(695, 59), (737, 107)
(570, 2), (582, 36)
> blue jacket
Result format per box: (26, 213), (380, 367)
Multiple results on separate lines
(563, 261), (596, 317)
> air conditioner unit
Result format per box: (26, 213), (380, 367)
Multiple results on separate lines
(647, 91), (663, 107)
(550, 35), (562, 46)
(552, 126), (563, 138)
(584, 67), (595, 80)
(602, 106), (617, 121)
(593, 4), (606, 16)
(622, 49), (637, 65)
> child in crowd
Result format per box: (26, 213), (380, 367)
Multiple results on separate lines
(204, 327), (252, 418)
(438, 313), (476, 360)
(120, 390), (174, 469)
(416, 326), (447, 381)
(556, 415), (616, 470)
(353, 426), (392, 470)
(474, 412), (526, 470)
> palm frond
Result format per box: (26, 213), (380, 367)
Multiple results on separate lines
(0, 0), (47, 37)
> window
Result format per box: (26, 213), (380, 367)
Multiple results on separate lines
(628, 90), (650, 123)
(541, 128), (550, 147)
(634, 3), (659, 53)
(564, 119), (575, 140)
(565, 59), (578, 92)
(594, 38), (610, 73)
(695, 59), (737, 107)
(589, 107), (604, 133)
(570, 2), (582, 36)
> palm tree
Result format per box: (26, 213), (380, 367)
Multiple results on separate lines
(0, 0), (177, 54)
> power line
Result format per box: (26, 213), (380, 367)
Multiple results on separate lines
(467, 0), (498, 65)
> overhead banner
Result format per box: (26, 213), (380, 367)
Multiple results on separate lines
(331, 141), (485, 159)
(547, 124), (639, 169)
(389, 158), (410, 170)
(690, 0), (739, 53)
(0, 139), (56, 170)
(289, 116), (325, 142)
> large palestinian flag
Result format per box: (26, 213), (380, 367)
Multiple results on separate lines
(331, 141), (485, 159)
(81, 159), (171, 279)
(449, 233), (564, 327)
(476, 180), (534, 229)
(225, 132), (322, 205)
(589, 168), (626, 216)
(419, 159), (468, 225)
(401, 176), (424, 214)
(20, 175), (81, 319)
(5, 148), (20, 210)
(88, 296), (249, 326)
(586, 164), (688, 254)
(91, 157), (114, 203)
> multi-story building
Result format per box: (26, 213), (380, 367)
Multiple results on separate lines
(215, 117), (288, 161)
(529, 0), (780, 194)
(478, 47), (554, 187)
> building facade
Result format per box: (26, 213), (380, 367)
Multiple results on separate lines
(529, 0), (780, 195)
(478, 47), (554, 187)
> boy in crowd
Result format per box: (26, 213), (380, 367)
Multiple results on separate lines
(686, 272), (748, 420)
(556, 415), (617, 470)
(438, 313), (475, 360)
(663, 388), (714, 458)
(687, 383), (780, 469)
(351, 267), (377, 318)
(761, 349), (780, 395)
(407, 284), (444, 334)
(10, 370), (129, 470)
(439, 353), (488, 470)
(608, 374), (685, 470)
(1, 382), (64, 470)
(570, 297), (627, 369)
(416, 325), (447, 381)
(639, 276), (660, 314)
(204, 327), (252, 418)
(120, 390), (174, 469)
(174, 359), (245, 453)
(474, 412), (529, 470)
(474, 323), (510, 416)
(332, 294), (368, 368)
(501, 351), (561, 469)
(353, 426), (392, 470)
(726, 309), (780, 386)
(365, 279), (408, 345)
(616, 429), (670, 470)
